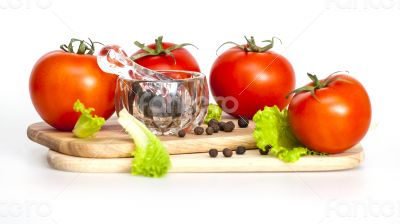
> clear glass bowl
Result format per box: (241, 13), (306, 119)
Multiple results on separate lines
(115, 70), (209, 135)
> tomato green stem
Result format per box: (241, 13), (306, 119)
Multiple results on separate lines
(129, 36), (198, 63)
(286, 72), (353, 101)
(60, 38), (103, 55)
(216, 36), (282, 55)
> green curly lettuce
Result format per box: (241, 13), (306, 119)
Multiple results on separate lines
(252, 106), (324, 162)
(118, 109), (171, 178)
(72, 100), (105, 138)
(204, 103), (222, 124)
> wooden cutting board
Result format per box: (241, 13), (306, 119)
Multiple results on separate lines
(27, 119), (256, 158)
(47, 145), (363, 173)
(28, 119), (364, 173)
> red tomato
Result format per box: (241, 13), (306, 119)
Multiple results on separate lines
(131, 37), (200, 79)
(30, 51), (117, 131)
(210, 46), (295, 118)
(288, 74), (371, 154)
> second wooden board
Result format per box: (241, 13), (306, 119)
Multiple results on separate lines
(47, 144), (364, 173)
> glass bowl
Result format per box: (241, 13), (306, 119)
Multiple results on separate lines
(115, 70), (209, 135)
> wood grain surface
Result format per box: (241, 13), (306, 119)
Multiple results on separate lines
(47, 144), (364, 173)
(28, 119), (256, 158)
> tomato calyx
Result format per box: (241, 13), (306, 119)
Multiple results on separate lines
(216, 36), (282, 54)
(130, 36), (198, 63)
(287, 72), (351, 101)
(60, 38), (103, 55)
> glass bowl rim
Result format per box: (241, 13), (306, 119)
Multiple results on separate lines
(117, 70), (206, 83)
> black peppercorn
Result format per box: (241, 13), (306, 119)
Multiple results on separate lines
(149, 95), (167, 117)
(178, 130), (186, 138)
(264, 145), (272, 154)
(218, 122), (226, 131)
(210, 123), (219, 133)
(194, 127), (204, 135)
(223, 121), (235, 132)
(208, 119), (219, 127)
(209, 149), (218, 157)
(206, 127), (214, 135)
(236, 146), (246, 155)
(259, 145), (271, 155)
(238, 116), (249, 128)
(222, 148), (233, 157)
(168, 94), (183, 118)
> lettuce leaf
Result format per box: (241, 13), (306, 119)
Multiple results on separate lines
(72, 100), (105, 138)
(118, 109), (171, 178)
(253, 106), (317, 162)
(204, 104), (222, 124)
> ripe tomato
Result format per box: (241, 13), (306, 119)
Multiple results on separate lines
(288, 73), (371, 154)
(209, 37), (295, 118)
(131, 36), (200, 79)
(30, 43), (117, 131)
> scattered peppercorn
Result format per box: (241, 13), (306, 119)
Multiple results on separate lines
(236, 146), (246, 155)
(223, 121), (235, 132)
(259, 145), (271, 155)
(218, 122), (226, 131)
(208, 119), (219, 127)
(178, 130), (186, 138)
(206, 127), (214, 135)
(238, 116), (249, 128)
(259, 149), (269, 155)
(209, 149), (218, 157)
(222, 148), (233, 157)
(194, 126), (204, 135)
(210, 123), (219, 133)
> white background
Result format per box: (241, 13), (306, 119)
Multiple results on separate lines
(1, 0), (399, 223)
